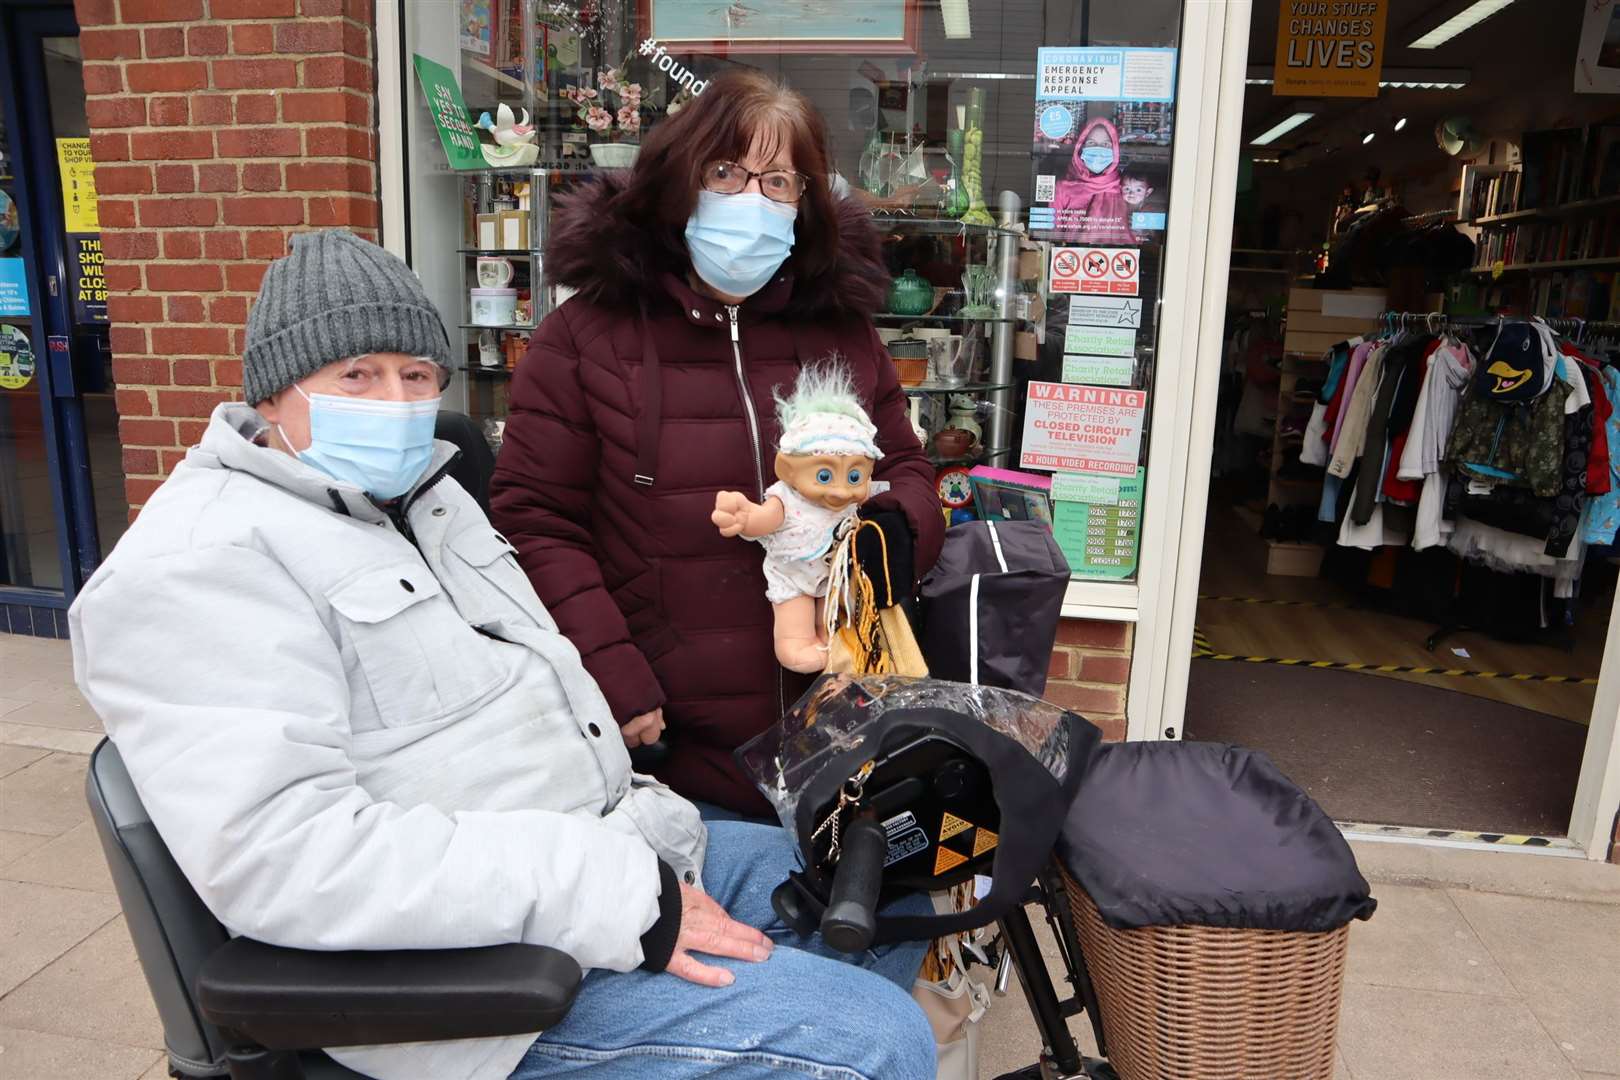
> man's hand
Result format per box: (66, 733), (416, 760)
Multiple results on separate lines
(622, 708), (665, 748)
(711, 491), (755, 538)
(666, 884), (774, 987)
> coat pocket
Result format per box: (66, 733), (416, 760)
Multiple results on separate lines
(326, 564), (506, 729)
(447, 527), (559, 632)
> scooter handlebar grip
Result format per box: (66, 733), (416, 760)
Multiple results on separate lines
(820, 817), (886, 954)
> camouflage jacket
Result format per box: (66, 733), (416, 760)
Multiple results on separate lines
(1444, 378), (1570, 498)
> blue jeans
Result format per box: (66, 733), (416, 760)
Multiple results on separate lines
(509, 820), (936, 1079)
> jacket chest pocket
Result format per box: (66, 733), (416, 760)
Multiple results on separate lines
(447, 528), (559, 632)
(326, 565), (507, 730)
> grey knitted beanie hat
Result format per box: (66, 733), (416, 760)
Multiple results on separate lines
(242, 229), (453, 404)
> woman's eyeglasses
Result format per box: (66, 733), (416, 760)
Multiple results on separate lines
(701, 160), (808, 203)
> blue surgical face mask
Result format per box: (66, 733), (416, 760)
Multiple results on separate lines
(684, 190), (797, 298)
(281, 385), (440, 500)
(1080, 146), (1115, 174)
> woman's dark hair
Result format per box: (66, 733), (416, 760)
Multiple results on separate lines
(611, 67), (842, 285)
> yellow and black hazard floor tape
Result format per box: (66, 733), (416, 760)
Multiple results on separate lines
(1336, 821), (1570, 848)
(1190, 627), (1598, 685)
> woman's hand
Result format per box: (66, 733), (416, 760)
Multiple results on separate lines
(711, 491), (756, 537)
(666, 883), (774, 987)
(622, 708), (665, 747)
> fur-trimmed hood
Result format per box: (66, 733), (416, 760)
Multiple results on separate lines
(545, 170), (890, 321)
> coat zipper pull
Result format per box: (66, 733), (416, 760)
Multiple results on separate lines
(728, 305), (740, 343)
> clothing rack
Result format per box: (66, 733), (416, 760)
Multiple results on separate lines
(1324, 313), (1617, 653)
(1377, 311), (1620, 343)
(1402, 208), (1459, 224)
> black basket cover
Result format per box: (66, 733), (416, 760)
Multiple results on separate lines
(1058, 741), (1377, 932)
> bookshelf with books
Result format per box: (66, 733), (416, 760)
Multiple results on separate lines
(1460, 122), (1620, 320)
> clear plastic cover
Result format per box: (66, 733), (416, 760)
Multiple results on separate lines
(736, 674), (1083, 833)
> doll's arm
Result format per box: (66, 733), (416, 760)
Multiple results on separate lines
(712, 491), (786, 539)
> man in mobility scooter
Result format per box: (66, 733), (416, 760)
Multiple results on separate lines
(70, 231), (937, 1080)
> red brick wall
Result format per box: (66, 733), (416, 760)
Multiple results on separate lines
(73, 0), (379, 514)
(1045, 618), (1132, 741)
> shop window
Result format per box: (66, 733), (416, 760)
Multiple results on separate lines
(399, 0), (1186, 584)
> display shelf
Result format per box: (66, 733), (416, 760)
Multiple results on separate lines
(459, 248), (535, 257)
(462, 57), (525, 96)
(1466, 256), (1620, 274)
(928, 446), (1012, 467)
(870, 214), (1020, 238)
(1472, 193), (1620, 227)
(458, 322), (535, 331)
(464, 365), (514, 378)
(874, 312), (1024, 325)
(433, 161), (595, 177)
(903, 381), (1013, 396)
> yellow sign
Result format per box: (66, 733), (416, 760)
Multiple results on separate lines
(933, 846), (968, 876)
(939, 812), (973, 842)
(56, 138), (99, 233)
(1274, 0), (1388, 98)
(972, 828), (999, 858)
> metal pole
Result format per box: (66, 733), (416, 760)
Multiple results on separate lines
(986, 189), (1021, 456)
(532, 168), (552, 319)
(999, 905), (1085, 1076)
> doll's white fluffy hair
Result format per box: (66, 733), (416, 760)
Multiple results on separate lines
(773, 358), (883, 459)
(774, 357), (866, 433)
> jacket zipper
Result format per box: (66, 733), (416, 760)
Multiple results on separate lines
(728, 305), (766, 501)
(726, 305), (785, 715)
(385, 452), (461, 551)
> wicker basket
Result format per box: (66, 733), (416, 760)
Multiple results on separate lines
(1063, 869), (1349, 1080)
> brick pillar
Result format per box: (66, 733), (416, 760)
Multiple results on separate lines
(1045, 619), (1133, 742)
(74, 0), (379, 515)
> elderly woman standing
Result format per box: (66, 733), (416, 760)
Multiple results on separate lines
(492, 69), (943, 817)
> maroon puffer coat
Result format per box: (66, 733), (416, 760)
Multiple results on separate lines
(490, 173), (944, 814)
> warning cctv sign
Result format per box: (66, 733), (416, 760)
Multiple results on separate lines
(1051, 246), (1140, 295)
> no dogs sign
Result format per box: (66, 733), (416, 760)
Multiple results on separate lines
(1050, 246), (1140, 296)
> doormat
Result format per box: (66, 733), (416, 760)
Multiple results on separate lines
(1184, 660), (1584, 836)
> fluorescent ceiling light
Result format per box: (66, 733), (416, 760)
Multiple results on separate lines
(1251, 112), (1315, 145)
(1246, 66), (1469, 89)
(1409, 0), (1518, 49)
(1394, 117), (1408, 131)
(940, 0), (971, 39)
(1362, 131), (1376, 144)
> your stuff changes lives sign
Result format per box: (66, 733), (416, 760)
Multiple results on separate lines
(1274, 0), (1388, 98)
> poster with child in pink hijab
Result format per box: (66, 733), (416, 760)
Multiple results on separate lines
(1029, 47), (1176, 245)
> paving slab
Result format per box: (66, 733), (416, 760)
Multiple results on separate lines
(0, 917), (163, 1050)
(140, 1056), (176, 1080)
(0, 743), (48, 779)
(1350, 839), (1620, 906)
(0, 829), (52, 867)
(0, 1025), (162, 1080)
(3, 695), (102, 733)
(0, 752), (92, 836)
(0, 880), (118, 995)
(0, 698), (29, 719)
(1, 820), (114, 893)
(0, 721), (102, 756)
(1337, 982), (1581, 1079)
(1449, 889), (1620, 1075)
(1344, 883), (1511, 996)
